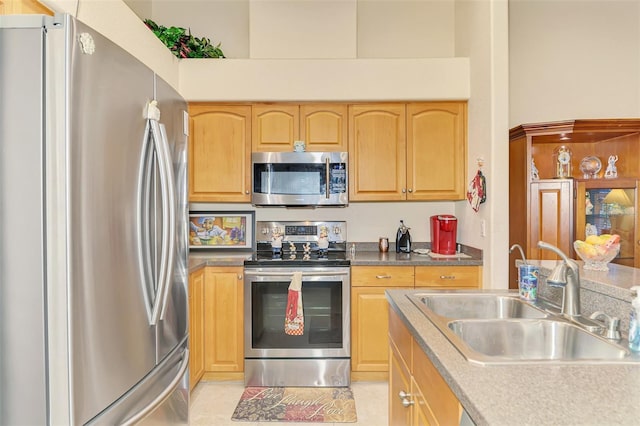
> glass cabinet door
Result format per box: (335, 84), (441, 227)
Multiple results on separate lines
(575, 180), (639, 267)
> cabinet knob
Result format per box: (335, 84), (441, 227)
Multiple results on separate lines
(245, 190), (249, 194)
(398, 391), (411, 399)
(238, 275), (243, 280)
(401, 398), (414, 408)
(408, 189), (413, 193)
(402, 188), (406, 193)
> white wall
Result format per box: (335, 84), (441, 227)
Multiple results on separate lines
(509, 0), (640, 127)
(454, 0), (510, 289)
(146, 0), (456, 59)
(192, 202), (457, 244)
(179, 58), (470, 101)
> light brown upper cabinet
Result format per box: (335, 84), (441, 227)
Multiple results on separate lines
(349, 104), (407, 201)
(252, 104), (347, 152)
(0, 0), (52, 14)
(406, 102), (467, 200)
(188, 104), (251, 202)
(349, 102), (467, 201)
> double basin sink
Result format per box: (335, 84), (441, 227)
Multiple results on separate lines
(407, 291), (637, 365)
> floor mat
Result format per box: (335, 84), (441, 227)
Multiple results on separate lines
(231, 386), (357, 423)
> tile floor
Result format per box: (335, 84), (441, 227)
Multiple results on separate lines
(190, 381), (388, 426)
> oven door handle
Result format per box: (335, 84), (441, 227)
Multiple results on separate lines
(244, 270), (349, 278)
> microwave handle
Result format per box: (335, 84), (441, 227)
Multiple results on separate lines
(325, 157), (330, 199)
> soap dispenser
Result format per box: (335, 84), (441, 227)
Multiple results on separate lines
(629, 286), (640, 352)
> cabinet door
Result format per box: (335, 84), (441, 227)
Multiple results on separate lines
(188, 105), (251, 202)
(411, 378), (431, 426)
(414, 266), (482, 289)
(252, 104), (299, 151)
(349, 104), (407, 201)
(351, 287), (394, 372)
(203, 267), (244, 372)
(413, 340), (461, 425)
(407, 102), (467, 200)
(188, 268), (205, 391)
(576, 179), (640, 267)
(300, 104), (347, 151)
(529, 179), (574, 260)
(389, 339), (413, 426)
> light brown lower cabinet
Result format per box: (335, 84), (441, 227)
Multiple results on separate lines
(203, 267), (244, 377)
(352, 265), (481, 381)
(351, 266), (414, 380)
(389, 308), (462, 425)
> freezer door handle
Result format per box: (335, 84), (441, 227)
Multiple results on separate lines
(120, 349), (189, 426)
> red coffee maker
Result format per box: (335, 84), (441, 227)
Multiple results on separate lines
(430, 215), (458, 255)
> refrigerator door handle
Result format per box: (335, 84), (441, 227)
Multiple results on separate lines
(148, 119), (173, 326)
(120, 349), (189, 426)
(157, 122), (176, 320)
(136, 120), (156, 322)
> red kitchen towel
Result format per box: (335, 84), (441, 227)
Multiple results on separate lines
(285, 271), (304, 335)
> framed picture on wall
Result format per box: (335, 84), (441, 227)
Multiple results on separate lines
(188, 211), (255, 250)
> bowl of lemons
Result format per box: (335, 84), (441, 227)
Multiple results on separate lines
(574, 234), (620, 271)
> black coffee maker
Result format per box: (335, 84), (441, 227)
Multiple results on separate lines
(395, 220), (412, 253)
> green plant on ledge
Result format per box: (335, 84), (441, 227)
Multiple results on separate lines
(144, 19), (225, 59)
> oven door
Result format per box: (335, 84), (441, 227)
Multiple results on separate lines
(244, 267), (350, 358)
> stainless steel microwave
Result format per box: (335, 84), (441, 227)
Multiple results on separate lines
(251, 152), (348, 207)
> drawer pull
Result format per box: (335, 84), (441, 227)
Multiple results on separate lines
(398, 391), (411, 399)
(376, 275), (392, 279)
(440, 275), (456, 280)
(401, 398), (414, 408)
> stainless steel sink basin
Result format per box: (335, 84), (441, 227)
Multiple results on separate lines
(447, 319), (630, 364)
(408, 293), (549, 319)
(406, 290), (637, 365)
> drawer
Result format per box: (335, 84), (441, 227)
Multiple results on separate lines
(351, 266), (415, 287)
(414, 266), (481, 288)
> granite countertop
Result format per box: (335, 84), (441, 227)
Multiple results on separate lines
(188, 243), (483, 272)
(348, 250), (482, 266)
(188, 252), (251, 271)
(386, 285), (640, 426)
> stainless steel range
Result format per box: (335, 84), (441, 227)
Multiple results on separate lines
(244, 221), (350, 387)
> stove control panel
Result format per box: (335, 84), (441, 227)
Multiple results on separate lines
(257, 221), (347, 243)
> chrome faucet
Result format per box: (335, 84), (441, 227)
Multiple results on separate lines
(509, 243), (528, 264)
(537, 241), (581, 317)
(537, 241), (603, 332)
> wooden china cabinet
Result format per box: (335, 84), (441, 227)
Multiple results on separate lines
(509, 119), (640, 287)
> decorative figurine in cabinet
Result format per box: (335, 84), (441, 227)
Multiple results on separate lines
(575, 179), (640, 267)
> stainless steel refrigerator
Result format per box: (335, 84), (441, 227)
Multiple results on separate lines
(0, 14), (190, 425)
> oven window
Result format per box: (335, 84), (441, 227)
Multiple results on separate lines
(251, 280), (343, 349)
